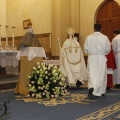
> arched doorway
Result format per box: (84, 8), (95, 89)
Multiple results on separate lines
(96, 0), (120, 41)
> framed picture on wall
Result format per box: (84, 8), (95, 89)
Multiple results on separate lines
(23, 19), (31, 29)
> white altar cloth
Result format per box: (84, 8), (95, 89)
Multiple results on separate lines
(16, 47), (46, 61)
(0, 51), (19, 74)
(0, 51), (18, 67)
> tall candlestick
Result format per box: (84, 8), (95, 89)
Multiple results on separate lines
(12, 26), (16, 46)
(49, 33), (51, 48)
(11, 26), (17, 51)
(4, 25), (9, 50)
(5, 25), (9, 46)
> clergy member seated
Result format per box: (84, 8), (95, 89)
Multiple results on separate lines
(20, 22), (42, 47)
(60, 28), (87, 88)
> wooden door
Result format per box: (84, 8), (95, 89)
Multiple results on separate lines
(97, 0), (120, 41)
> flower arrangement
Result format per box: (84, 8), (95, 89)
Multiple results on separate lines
(28, 62), (67, 99)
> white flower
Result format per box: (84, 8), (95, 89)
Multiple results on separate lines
(27, 94), (30, 97)
(48, 81), (50, 84)
(59, 82), (62, 85)
(33, 67), (37, 70)
(31, 81), (35, 84)
(59, 74), (62, 77)
(48, 67), (50, 70)
(37, 62), (40, 65)
(61, 87), (63, 90)
(53, 65), (57, 69)
(57, 87), (60, 89)
(38, 65), (40, 68)
(52, 88), (55, 91)
(52, 69), (56, 73)
(41, 63), (44, 66)
(39, 74), (42, 77)
(28, 84), (31, 87)
(28, 62), (67, 99)
(65, 90), (67, 92)
(28, 75), (31, 79)
(53, 80), (56, 83)
(38, 86), (41, 89)
(45, 71), (48, 74)
(36, 71), (39, 74)
(61, 90), (64, 93)
(44, 90), (47, 93)
(32, 93), (35, 97)
(41, 87), (43, 90)
(51, 95), (54, 98)
(43, 67), (47, 70)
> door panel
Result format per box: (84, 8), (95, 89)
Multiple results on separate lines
(97, 0), (120, 41)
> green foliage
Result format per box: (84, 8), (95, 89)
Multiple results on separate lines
(28, 62), (67, 99)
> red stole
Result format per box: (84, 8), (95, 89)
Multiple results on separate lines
(106, 46), (116, 88)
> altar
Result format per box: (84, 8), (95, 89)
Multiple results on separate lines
(0, 51), (18, 75)
(14, 47), (46, 95)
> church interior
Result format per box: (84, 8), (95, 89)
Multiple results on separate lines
(0, 0), (120, 120)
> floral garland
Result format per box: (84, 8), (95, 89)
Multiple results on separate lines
(28, 62), (67, 99)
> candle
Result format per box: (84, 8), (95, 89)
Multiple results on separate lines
(5, 25), (9, 46)
(49, 33), (51, 48)
(12, 26), (16, 46)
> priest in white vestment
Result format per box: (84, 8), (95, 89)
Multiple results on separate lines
(112, 30), (120, 88)
(60, 28), (87, 88)
(84, 24), (111, 99)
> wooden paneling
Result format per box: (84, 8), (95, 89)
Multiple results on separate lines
(97, 0), (120, 41)
(111, 1), (120, 20)
(98, 21), (111, 40)
(97, 2), (111, 21)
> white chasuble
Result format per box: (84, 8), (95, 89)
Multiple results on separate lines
(60, 39), (87, 87)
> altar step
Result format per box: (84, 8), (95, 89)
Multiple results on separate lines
(0, 74), (18, 90)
